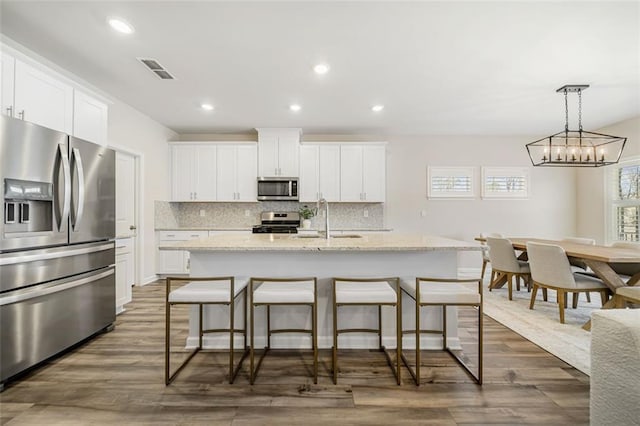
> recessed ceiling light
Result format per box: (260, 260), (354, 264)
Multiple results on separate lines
(372, 104), (384, 112)
(107, 17), (134, 34)
(313, 63), (330, 75)
(201, 103), (214, 111)
(289, 104), (302, 112)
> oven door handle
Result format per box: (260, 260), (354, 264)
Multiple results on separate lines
(0, 268), (114, 306)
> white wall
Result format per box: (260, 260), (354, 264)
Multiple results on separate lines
(385, 135), (578, 268)
(108, 100), (177, 284)
(576, 116), (640, 244)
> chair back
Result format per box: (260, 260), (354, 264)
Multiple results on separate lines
(526, 242), (576, 289)
(486, 237), (521, 273)
(480, 232), (503, 261)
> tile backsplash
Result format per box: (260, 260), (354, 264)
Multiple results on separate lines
(155, 201), (384, 229)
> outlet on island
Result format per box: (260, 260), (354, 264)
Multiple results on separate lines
(363, 209), (369, 218)
(244, 210), (251, 217)
(199, 209), (206, 217)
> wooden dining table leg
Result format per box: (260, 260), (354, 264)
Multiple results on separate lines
(581, 260), (629, 331)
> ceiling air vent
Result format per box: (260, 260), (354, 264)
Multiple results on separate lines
(137, 58), (175, 80)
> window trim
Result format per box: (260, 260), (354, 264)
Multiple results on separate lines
(481, 166), (530, 199)
(427, 166), (477, 199)
(605, 155), (640, 244)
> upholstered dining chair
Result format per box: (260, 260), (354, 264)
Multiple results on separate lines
(561, 237), (596, 304)
(486, 237), (531, 300)
(526, 242), (610, 324)
(479, 232), (503, 287)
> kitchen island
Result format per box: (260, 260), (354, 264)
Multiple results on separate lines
(164, 233), (482, 350)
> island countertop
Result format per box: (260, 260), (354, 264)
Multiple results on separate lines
(162, 233), (482, 252)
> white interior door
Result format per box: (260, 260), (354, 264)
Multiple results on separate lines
(116, 151), (137, 238)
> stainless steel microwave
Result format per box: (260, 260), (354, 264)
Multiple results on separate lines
(257, 177), (298, 201)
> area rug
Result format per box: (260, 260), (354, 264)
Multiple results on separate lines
(481, 279), (597, 376)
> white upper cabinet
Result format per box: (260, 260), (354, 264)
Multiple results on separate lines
(299, 144), (340, 202)
(0, 52), (15, 117)
(14, 59), (73, 134)
(216, 144), (257, 201)
(73, 89), (108, 145)
(340, 144), (386, 202)
(257, 128), (301, 177)
(171, 144), (217, 201)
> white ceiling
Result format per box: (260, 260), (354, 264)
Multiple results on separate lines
(1, 1), (638, 137)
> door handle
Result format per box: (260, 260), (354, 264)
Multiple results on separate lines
(71, 148), (85, 231)
(129, 225), (137, 230)
(56, 143), (71, 231)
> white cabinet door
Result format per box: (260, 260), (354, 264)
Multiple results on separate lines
(14, 60), (73, 133)
(299, 145), (319, 202)
(258, 132), (279, 176)
(362, 145), (386, 202)
(277, 131), (300, 177)
(194, 145), (217, 201)
(0, 52), (15, 117)
(340, 145), (364, 201)
(319, 145), (341, 201)
(235, 144), (257, 201)
(217, 144), (257, 201)
(216, 145), (237, 201)
(171, 145), (196, 201)
(157, 250), (187, 274)
(300, 145), (340, 202)
(115, 238), (134, 314)
(73, 90), (108, 145)
(258, 129), (300, 176)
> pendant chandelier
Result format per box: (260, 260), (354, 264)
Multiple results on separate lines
(526, 85), (626, 167)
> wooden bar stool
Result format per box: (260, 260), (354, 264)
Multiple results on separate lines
(400, 276), (483, 385)
(332, 277), (402, 385)
(165, 276), (249, 385)
(250, 277), (318, 385)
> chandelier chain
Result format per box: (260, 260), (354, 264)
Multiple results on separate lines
(578, 89), (583, 131)
(564, 89), (569, 131)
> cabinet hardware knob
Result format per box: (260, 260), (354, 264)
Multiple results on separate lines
(6, 106), (12, 116)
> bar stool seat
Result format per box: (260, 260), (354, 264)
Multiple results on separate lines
(253, 281), (315, 304)
(400, 276), (483, 385)
(165, 276), (249, 385)
(250, 277), (318, 385)
(332, 277), (402, 385)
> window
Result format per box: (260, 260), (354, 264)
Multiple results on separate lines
(481, 167), (530, 199)
(427, 167), (476, 199)
(608, 159), (640, 242)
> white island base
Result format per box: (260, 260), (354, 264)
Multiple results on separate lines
(179, 234), (482, 350)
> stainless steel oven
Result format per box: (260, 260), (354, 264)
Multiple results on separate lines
(257, 177), (298, 201)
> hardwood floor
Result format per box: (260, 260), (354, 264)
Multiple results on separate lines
(0, 282), (590, 425)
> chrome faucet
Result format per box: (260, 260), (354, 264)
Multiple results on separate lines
(317, 198), (330, 239)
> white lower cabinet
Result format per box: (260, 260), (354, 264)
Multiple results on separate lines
(115, 238), (134, 314)
(156, 231), (208, 274)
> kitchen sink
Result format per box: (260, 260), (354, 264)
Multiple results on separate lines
(331, 234), (362, 239)
(293, 234), (322, 239)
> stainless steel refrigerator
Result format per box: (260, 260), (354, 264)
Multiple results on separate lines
(0, 115), (116, 389)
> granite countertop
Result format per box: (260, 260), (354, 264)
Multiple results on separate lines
(155, 227), (393, 232)
(161, 233), (482, 252)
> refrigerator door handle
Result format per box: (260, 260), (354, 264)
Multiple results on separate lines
(57, 143), (71, 231)
(0, 268), (114, 306)
(0, 242), (114, 266)
(71, 147), (85, 231)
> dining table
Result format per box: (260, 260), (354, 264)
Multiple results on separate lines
(477, 237), (640, 330)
